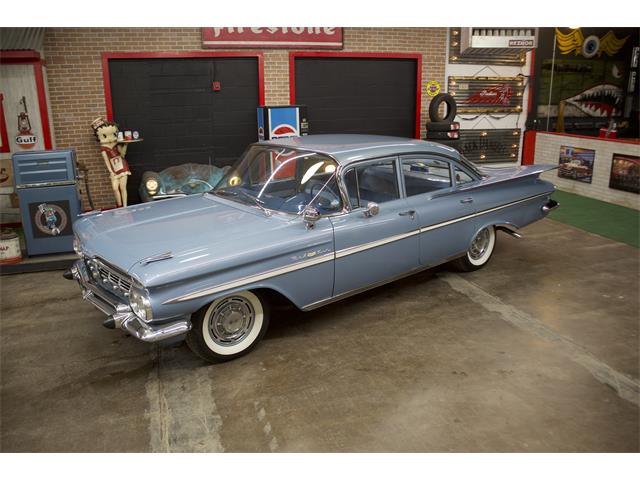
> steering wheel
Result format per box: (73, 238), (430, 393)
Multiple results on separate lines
(305, 180), (340, 210)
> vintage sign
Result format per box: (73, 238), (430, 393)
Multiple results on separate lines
(15, 96), (37, 149)
(29, 201), (72, 238)
(558, 145), (595, 184)
(609, 153), (639, 194)
(456, 129), (521, 163)
(425, 80), (441, 97)
(448, 76), (525, 113)
(202, 27), (343, 49)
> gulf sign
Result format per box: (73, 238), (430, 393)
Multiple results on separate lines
(202, 27), (343, 49)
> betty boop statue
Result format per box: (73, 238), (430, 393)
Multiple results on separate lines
(91, 117), (131, 207)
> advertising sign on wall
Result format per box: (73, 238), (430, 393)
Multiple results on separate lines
(558, 145), (596, 183)
(448, 77), (525, 113)
(202, 27), (343, 49)
(609, 153), (639, 194)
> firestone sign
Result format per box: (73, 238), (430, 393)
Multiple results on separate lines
(202, 27), (343, 49)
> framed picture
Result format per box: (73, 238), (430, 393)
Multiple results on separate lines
(609, 153), (640, 194)
(558, 145), (595, 183)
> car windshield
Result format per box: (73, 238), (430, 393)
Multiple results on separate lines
(212, 145), (343, 215)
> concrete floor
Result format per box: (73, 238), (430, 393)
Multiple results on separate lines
(1, 219), (638, 452)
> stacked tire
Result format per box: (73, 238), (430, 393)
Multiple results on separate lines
(425, 93), (461, 150)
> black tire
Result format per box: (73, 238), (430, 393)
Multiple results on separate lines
(451, 226), (497, 272)
(425, 130), (460, 140)
(428, 93), (457, 123)
(426, 121), (460, 132)
(186, 290), (270, 363)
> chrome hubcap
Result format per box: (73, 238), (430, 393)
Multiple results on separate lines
(469, 228), (491, 260)
(208, 296), (255, 346)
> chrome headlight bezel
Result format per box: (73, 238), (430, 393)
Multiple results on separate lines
(129, 284), (153, 322)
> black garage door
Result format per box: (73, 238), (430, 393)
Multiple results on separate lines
(294, 56), (418, 138)
(108, 57), (259, 204)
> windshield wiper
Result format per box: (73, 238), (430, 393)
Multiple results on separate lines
(238, 191), (272, 217)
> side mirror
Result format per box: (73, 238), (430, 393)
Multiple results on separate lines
(303, 206), (321, 229)
(363, 202), (379, 218)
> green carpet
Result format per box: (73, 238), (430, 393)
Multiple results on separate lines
(548, 190), (640, 248)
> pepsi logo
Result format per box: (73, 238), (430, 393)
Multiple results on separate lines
(271, 124), (298, 138)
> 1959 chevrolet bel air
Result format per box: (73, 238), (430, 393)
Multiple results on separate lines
(67, 134), (558, 362)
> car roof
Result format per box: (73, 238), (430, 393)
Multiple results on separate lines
(258, 134), (461, 165)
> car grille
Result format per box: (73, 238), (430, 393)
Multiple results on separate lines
(85, 257), (132, 296)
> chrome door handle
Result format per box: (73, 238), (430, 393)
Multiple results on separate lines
(398, 210), (416, 217)
(460, 197), (474, 204)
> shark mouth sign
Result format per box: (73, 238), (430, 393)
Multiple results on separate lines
(565, 83), (623, 117)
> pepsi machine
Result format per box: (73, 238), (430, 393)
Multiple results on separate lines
(13, 149), (82, 256)
(257, 105), (309, 141)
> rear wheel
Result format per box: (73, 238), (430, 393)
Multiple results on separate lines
(186, 290), (270, 363)
(452, 226), (496, 272)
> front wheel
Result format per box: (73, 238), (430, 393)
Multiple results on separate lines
(452, 226), (496, 272)
(186, 290), (270, 363)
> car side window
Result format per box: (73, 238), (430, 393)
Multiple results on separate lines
(401, 158), (451, 196)
(455, 167), (475, 186)
(344, 159), (400, 208)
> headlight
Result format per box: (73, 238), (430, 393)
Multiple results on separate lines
(145, 178), (159, 195)
(129, 284), (153, 322)
(73, 235), (82, 257)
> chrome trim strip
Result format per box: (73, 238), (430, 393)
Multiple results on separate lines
(419, 191), (549, 234)
(141, 251), (173, 265)
(163, 252), (335, 305)
(335, 230), (420, 259)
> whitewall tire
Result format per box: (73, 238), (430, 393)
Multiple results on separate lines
(453, 226), (496, 272)
(186, 290), (270, 363)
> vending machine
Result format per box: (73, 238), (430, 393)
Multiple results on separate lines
(13, 149), (82, 256)
(257, 105), (309, 141)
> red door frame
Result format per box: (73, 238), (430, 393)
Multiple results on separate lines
(101, 51), (266, 121)
(0, 94), (10, 153)
(289, 51), (423, 139)
(0, 50), (53, 150)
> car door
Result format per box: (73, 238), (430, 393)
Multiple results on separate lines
(330, 156), (420, 296)
(399, 155), (478, 266)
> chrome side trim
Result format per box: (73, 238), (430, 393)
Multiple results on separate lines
(302, 253), (462, 311)
(420, 191), (549, 234)
(163, 252), (335, 305)
(335, 230), (420, 259)
(141, 251), (173, 265)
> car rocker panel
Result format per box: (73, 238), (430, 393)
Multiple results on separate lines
(69, 134), (558, 362)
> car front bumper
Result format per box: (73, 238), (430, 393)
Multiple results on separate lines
(71, 259), (191, 343)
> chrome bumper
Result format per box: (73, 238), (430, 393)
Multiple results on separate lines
(542, 199), (560, 214)
(71, 260), (191, 343)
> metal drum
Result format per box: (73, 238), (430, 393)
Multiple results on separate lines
(0, 229), (22, 264)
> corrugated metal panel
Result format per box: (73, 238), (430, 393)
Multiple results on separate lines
(449, 28), (525, 66)
(449, 76), (525, 113)
(439, 129), (521, 164)
(0, 28), (45, 51)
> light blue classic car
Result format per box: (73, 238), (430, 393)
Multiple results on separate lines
(68, 134), (558, 362)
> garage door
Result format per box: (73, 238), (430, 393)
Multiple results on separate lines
(108, 56), (260, 204)
(293, 56), (419, 138)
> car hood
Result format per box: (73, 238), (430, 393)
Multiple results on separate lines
(74, 194), (297, 285)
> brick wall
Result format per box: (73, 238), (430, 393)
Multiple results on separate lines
(42, 27), (447, 209)
(533, 132), (640, 210)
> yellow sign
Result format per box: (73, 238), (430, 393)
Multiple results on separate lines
(425, 80), (441, 97)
